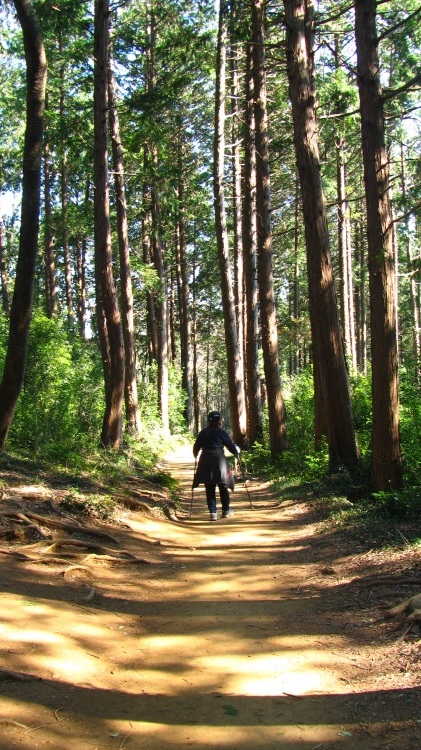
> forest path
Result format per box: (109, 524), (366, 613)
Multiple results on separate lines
(0, 444), (418, 749)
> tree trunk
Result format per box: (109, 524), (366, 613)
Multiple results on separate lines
(59, 39), (73, 321)
(192, 229), (200, 433)
(177, 133), (193, 428)
(283, 0), (359, 471)
(151, 147), (169, 432)
(43, 129), (57, 318)
(213, 0), (246, 447)
(94, 0), (125, 449)
(354, 0), (402, 489)
(243, 40), (262, 444)
(76, 177), (89, 339)
(0, 0), (47, 450)
(0, 214), (9, 317)
(142, 161), (158, 364)
(252, 0), (287, 455)
(230, 0), (244, 380)
(108, 48), (141, 434)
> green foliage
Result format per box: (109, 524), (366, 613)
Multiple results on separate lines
(4, 309), (104, 458)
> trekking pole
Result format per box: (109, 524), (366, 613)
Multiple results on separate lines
(238, 455), (253, 509)
(190, 457), (198, 517)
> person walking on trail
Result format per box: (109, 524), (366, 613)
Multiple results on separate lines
(192, 410), (240, 521)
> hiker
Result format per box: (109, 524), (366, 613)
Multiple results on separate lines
(192, 410), (240, 521)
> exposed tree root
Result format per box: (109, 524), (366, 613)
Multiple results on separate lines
(114, 494), (153, 513)
(0, 510), (50, 539)
(0, 669), (37, 682)
(63, 564), (93, 578)
(2, 503), (120, 543)
(384, 593), (421, 620)
(43, 537), (129, 556)
(0, 719), (28, 728)
(352, 575), (421, 588)
(81, 552), (153, 565)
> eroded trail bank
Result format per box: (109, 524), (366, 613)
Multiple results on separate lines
(0, 445), (419, 749)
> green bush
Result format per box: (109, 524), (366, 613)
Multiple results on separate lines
(7, 309), (104, 458)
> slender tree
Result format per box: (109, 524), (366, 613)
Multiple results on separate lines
(252, 0), (287, 455)
(283, 0), (359, 471)
(354, 0), (402, 489)
(243, 39), (262, 444)
(94, 0), (125, 449)
(0, 0), (47, 450)
(213, 0), (246, 446)
(109, 43), (141, 434)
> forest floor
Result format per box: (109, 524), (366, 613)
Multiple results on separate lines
(0, 444), (420, 750)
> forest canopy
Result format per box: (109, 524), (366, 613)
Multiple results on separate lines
(0, 0), (421, 498)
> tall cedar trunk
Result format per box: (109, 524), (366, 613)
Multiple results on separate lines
(142, 157), (158, 363)
(400, 144), (421, 382)
(146, 8), (169, 431)
(177, 134), (193, 428)
(230, 0), (244, 378)
(77, 177), (90, 339)
(252, 0), (287, 455)
(0, 158), (8, 317)
(108, 51), (141, 434)
(293, 175), (300, 373)
(0, 0), (47, 450)
(59, 38), (73, 320)
(151, 148), (169, 432)
(43, 133), (57, 318)
(354, 0), (402, 490)
(284, 0), (359, 471)
(192, 232), (200, 433)
(243, 40), (262, 444)
(0, 214), (9, 317)
(357, 219), (367, 373)
(142, 212), (158, 363)
(213, 0), (246, 447)
(94, 0), (125, 449)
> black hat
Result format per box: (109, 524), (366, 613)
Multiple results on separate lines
(208, 410), (221, 423)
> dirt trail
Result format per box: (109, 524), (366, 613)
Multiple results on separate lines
(0, 445), (419, 749)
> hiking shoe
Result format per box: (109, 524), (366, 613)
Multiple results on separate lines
(222, 509), (234, 518)
(210, 512), (218, 521)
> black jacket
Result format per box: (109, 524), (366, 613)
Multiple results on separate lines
(192, 427), (239, 490)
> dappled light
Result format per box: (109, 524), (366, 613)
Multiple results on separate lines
(0, 445), (419, 749)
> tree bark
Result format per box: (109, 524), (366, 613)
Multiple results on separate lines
(354, 0), (402, 490)
(108, 48), (141, 434)
(58, 38), (73, 321)
(213, 0), (246, 447)
(243, 40), (262, 444)
(0, 0), (47, 450)
(94, 0), (125, 449)
(141, 159), (158, 364)
(283, 0), (359, 471)
(151, 147), (169, 432)
(43, 125), (57, 318)
(176, 133), (193, 428)
(252, 0), (287, 455)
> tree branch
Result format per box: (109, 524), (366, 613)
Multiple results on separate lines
(377, 5), (421, 44)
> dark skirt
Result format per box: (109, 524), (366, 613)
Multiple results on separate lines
(193, 449), (235, 491)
